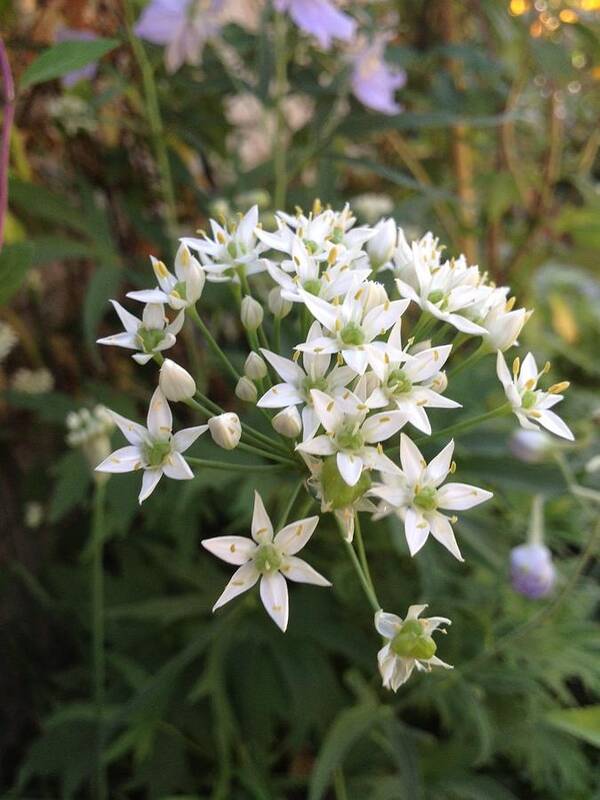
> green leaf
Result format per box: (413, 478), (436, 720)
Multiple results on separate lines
(49, 450), (91, 523)
(20, 39), (119, 88)
(546, 706), (600, 748)
(308, 703), (388, 800)
(84, 264), (121, 356)
(0, 241), (34, 305)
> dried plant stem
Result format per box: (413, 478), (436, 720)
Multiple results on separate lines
(0, 37), (15, 252)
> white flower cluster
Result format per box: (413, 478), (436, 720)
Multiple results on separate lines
(66, 405), (116, 479)
(95, 202), (574, 690)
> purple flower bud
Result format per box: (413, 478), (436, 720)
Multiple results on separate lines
(510, 543), (556, 599)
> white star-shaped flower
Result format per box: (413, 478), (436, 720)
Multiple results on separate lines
(257, 322), (356, 440)
(95, 388), (208, 503)
(202, 491), (330, 631)
(375, 605), (452, 692)
(265, 237), (370, 304)
(370, 434), (493, 560)
(496, 351), (574, 440)
(295, 285), (409, 375)
(181, 205), (266, 283)
(395, 242), (487, 334)
(127, 244), (205, 310)
(97, 301), (184, 365)
(296, 390), (405, 486)
(367, 322), (460, 434)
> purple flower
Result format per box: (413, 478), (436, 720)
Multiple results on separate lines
(351, 37), (406, 115)
(56, 28), (99, 88)
(510, 543), (556, 599)
(275, 0), (356, 50)
(135, 0), (224, 73)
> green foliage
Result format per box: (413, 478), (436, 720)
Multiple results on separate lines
(20, 39), (120, 88)
(0, 242), (34, 305)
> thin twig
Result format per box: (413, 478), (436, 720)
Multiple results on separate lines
(0, 36), (16, 252)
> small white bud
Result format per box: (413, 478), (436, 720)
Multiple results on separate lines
(272, 406), (302, 438)
(240, 296), (264, 331)
(244, 352), (267, 380)
(359, 280), (389, 314)
(508, 429), (553, 464)
(208, 412), (242, 450)
(235, 376), (258, 403)
(268, 287), (292, 319)
(159, 359), (197, 401)
(173, 244), (206, 307)
(428, 370), (448, 394)
(367, 218), (397, 269)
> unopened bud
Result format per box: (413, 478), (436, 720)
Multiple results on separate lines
(508, 429), (553, 464)
(240, 296), (264, 331)
(159, 359), (196, 401)
(208, 412), (241, 450)
(367, 218), (396, 269)
(244, 352), (267, 380)
(235, 376), (257, 403)
(359, 280), (389, 314)
(268, 287), (292, 319)
(272, 406), (302, 438)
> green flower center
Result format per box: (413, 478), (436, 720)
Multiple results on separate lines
(336, 426), (364, 452)
(227, 240), (247, 259)
(386, 369), (412, 396)
(340, 322), (365, 346)
(330, 227), (344, 244)
(320, 456), (372, 510)
(522, 389), (538, 410)
(138, 327), (166, 354)
(391, 619), (437, 660)
(302, 375), (329, 397)
(427, 289), (445, 305)
(171, 280), (187, 301)
(144, 439), (172, 468)
(253, 544), (282, 574)
(304, 239), (319, 254)
(303, 279), (322, 296)
(414, 486), (438, 512)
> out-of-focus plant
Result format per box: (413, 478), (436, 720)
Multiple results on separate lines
(1, 1), (600, 799)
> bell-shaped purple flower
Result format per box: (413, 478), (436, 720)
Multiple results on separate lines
(510, 543), (556, 599)
(275, 0), (356, 50)
(135, 0), (224, 73)
(351, 36), (406, 115)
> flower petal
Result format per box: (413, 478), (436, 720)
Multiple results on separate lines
(96, 331), (139, 350)
(257, 383), (304, 408)
(162, 451), (193, 480)
(213, 562), (260, 611)
(296, 434), (336, 456)
(251, 491), (273, 543)
(400, 433), (426, 484)
(437, 482), (493, 510)
(428, 512), (463, 561)
(172, 425), (209, 453)
(109, 411), (148, 446)
(336, 451), (364, 487)
(310, 389), (344, 433)
(274, 515), (319, 555)
(404, 507), (430, 556)
(281, 555), (331, 586)
(110, 299), (141, 333)
(95, 445), (143, 473)
(259, 572), (289, 631)
(138, 468), (162, 503)
(260, 349), (305, 384)
(201, 536), (257, 565)
(361, 411), (406, 443)
(537, 409), (574, 441)
(424, 440), (454, 487)
(147, 387), (172, 440)
(374, 610), (403, 639)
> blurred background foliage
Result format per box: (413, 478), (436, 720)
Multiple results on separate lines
(1, 0), (600, 798)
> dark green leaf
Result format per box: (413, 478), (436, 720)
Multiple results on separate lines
(20, 38), (119, 88)
(0, 241), (34, 305)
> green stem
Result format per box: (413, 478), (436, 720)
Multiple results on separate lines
(337, 520), (380, 613)
(277, 478), (305, 530)
(187, 457), (287, 473)
(273, 11), (288, 210)
(353, 512), (375, 592)
(333, 768), (349, 800)
(91, 481), (107, 800)
(273, 317), (281, 354)
(187, 306), (241, 384)
(448, 340), (489, 379)
(414, 403), (511, 446)
(123, 0), (177, 242)
(237, 440), (297, 467)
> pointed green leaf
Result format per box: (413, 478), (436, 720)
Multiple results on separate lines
(20, 39), (119, 88)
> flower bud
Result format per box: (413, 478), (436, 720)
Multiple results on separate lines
(244, 352), (267, 380)
(510, 543), (556, 599)
(427, 371), (448, 394)
(268, 287), (292, 319)
(272, 406), (302, 438)
(159, 359), (197, 401)
(359, 280), (389, 314)
(482, 307), (532, 352)
(240, 296), (264, 331)
(208, 412), (241, 450)
(235, 376), (257, 403)
(174, 243), (206, 306)
(367, 218), (396, 269)
(508, 429), (553, 464)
